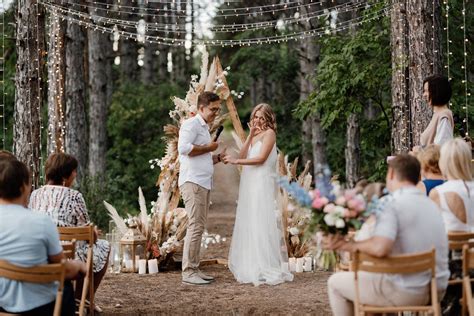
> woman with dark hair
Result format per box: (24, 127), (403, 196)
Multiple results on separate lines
(29, 153), (110, 303)
(419, 75), (454, 148)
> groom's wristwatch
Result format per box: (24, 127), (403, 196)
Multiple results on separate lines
(217, 154), (222, 162)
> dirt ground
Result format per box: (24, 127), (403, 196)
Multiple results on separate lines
(96, 134), (332, 315)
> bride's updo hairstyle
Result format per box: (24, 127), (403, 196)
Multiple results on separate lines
(250, 103), (277, 132)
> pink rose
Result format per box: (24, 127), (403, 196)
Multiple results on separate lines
(344, 189), (357, 201)
(335, 196), (346, 206)
(347, 199), (357, 209)
(355, 200), (366, 212)
(323, 204), (336, 213)
(312, 197), (329, 209)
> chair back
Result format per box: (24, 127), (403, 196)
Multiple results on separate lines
(353, 248), (436, 276)
(353, 248), (439, 316)
(448, 231), (474, 250)
(57, 225), (95, 316)
(62, 239), (76, 260)
(58, 226), (94, 244)
(0, 260), (66, 316)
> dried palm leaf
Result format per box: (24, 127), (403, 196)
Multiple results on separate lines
(290, 157), (299, 180)
(205, 58), (217, 91)
(103, 201), (127, 235)
(277, 152), (287, 176)
(199, 49), (209, 85)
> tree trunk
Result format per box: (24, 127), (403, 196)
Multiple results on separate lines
(65, 10), (88, 182)
(47, 8), (66, 154)
(390, 1), (410, 154)
(14, 0), (45, 188)
(119, 0), (139, 83)
(88, 1), (112, 178)
(345, 113), (360, 187)
(391, 0), (442, 152)
(299, 4), (327, 176)
(407, 0), (442, 145)
(141, 2), (161, 85)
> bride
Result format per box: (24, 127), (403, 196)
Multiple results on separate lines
(223, 103), (294, 286)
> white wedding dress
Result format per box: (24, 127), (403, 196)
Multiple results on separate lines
(229, 140), (294, 286)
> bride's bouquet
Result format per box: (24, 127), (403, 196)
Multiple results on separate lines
(278, 166), (369, 270)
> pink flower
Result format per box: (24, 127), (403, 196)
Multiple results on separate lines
(335, 196), (346, 206)
(355, 200), (366, 212)
(323, 204), (336, 213)
(347, 199), (358, 209)
(312, 197), (329, 209)
(312, 189), (321, 199)
(344, 189), (357, 201)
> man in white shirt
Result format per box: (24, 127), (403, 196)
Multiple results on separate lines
(178, 91), (224, 285)
(325, 154), (449, 315)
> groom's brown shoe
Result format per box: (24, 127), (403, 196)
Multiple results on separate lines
(182, 275), (211, 285)
(197, 270), (215, 281)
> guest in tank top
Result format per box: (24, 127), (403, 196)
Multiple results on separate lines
(414, 75), (454, 153)
(430, 139), (474, 232)
(416, 144), (445, 195)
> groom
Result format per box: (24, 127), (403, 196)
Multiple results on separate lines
(178, 91), (224, 285)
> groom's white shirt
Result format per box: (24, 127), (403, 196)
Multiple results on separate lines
(178, 114), (214, 190)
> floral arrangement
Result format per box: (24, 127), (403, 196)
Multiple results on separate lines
(278, 165), (371, 270)
(277, 155), (315, 258)
(104, 187), (188, 265)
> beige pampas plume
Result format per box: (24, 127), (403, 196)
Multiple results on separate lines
(138, 187), (149, 236)
(199, 49), (209, 85)
(205, 58), (218, 92)
(103, 201), (128, 235)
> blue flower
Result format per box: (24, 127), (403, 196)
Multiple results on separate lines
(314, 164), (335, 202)
(277, 177), (312, 207)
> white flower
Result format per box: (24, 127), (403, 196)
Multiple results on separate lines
(334, 206), (345, 216)
(289, 227), (300, 236)
(335, 218), (345, 228)
(287, 203), (295, 212)
(324, 214), (336, 226)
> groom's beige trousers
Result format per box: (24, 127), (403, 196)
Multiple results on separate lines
(180, 182), (210, 278)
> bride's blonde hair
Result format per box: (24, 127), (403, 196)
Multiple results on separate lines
(250, 103), (277, 132)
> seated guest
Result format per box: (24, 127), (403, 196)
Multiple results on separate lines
(0, 159), (86, 315)
(416, 144), (444, 195)
(430, 138), (474, 232)
(29, 153), (110, 297)
(0, 150), (16, 161)
(325, 155), (449, 316)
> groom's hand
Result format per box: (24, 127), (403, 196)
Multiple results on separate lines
(208, 141), (219, 152)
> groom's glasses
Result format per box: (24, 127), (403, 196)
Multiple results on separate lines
(209, 106), (221, 114)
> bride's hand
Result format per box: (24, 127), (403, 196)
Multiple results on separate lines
(248, 121), (261, 137)
(222, 155), (238, 165)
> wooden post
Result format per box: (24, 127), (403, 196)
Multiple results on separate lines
(214, 56), (246, 143)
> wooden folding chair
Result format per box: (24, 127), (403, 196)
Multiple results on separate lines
(462, 245), (474, 316)
(448, 232), (474, 315)
(0, 260), (66, 316)
(352, 248), (440, 316)
(62, 239), (76, 260)
(58, 225), (95, 316)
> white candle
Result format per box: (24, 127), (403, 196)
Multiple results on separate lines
(125, 259), (133, 270)
(138, 259), (147, 275)
(303, 257), (313, 272)
(296, 258), (304, 273)
(135, 255), (140, 272)
(148, 259), (159, 274)
(289, 257), (296, 272)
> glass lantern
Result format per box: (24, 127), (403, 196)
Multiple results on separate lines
(120, 223), (147, 273)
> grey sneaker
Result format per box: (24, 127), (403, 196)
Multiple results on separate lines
(182, 274), (211, 285)
(197, 270), (215, 281)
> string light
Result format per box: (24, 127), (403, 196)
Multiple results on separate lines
(461, 0), (469, 136)
(36, 0), (45, 181)
(40, 0), (374, 34)
(444, 0), (451, 83)
(39, 0), (391, 47)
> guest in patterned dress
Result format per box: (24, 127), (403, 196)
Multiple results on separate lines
(29, 153), (110, 296)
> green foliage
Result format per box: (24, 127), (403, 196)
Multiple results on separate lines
(298, 12), (392, 182)
(104, 83), (183, 218)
